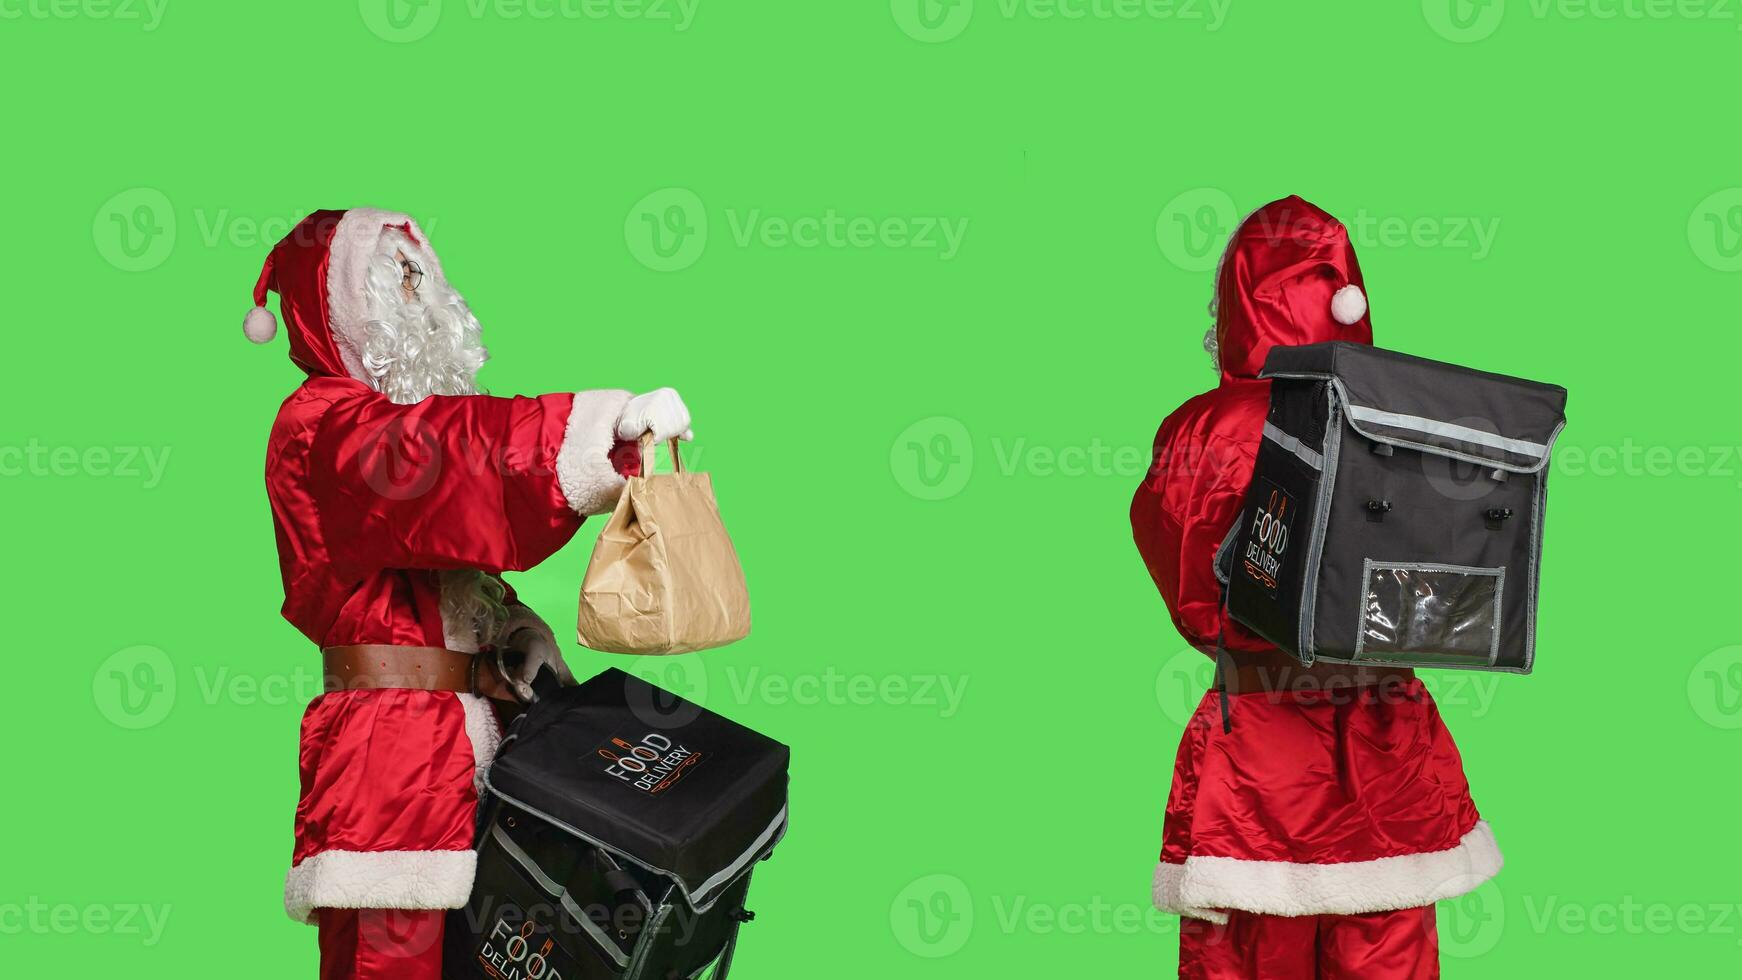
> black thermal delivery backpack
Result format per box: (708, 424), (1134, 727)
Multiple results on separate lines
(445, 668), (788, 980)
(1217, 341), (1567, 673)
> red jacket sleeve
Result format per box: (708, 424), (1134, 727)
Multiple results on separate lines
(301, 382), (632, 577)
(1130, 400), (1271, 656)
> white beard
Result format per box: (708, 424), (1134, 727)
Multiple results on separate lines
(360, 228), (488, 405)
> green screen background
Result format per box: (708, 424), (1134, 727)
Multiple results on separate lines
(5, 1), (1741, 975)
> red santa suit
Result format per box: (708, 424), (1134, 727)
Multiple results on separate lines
(245, 209), (645, 977)
(1131, 197), (1503, 978)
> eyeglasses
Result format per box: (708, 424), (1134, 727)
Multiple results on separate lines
(400, 258), (424, 293)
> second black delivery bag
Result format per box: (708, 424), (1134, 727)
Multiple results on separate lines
(1219, 341), (1567, 672)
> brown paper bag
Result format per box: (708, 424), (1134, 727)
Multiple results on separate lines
(577, 434), (750, 655)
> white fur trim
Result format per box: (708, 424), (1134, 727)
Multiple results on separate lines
(557, 389), (633, 516)
(284, 848), (477, 925)
(458, 693), (502, 792)
(1331, 283), (1368, 325)
(244, 305), (277, 343)
(325, 208), (451, 384)
(1152, 820), (1502, 922)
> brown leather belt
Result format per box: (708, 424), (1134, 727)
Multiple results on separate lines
(1223, 651), (1414, 696)
(322, 645), (480, 694)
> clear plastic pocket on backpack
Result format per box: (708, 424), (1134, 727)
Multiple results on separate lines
(1353, 561), (1504, 666)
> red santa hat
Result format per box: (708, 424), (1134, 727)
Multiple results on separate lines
(1210, 195), (1373, 380)
(241, 208), (449, 381)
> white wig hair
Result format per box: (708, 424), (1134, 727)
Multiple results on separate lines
(441, 568), (510, 653)
(360, 227), (489, 406)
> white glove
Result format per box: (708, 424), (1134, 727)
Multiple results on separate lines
(617, 388), (694, 443)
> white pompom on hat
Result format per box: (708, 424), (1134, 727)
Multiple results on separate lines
(244, 249), (278, 343)
(1331, 283), (1368, 326)
(244, 305), (277, 343)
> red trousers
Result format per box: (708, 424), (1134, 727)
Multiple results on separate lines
(1180, 906), (1438, 979)
(318, 909), (446, 980)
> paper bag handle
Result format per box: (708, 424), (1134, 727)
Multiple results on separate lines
(638, 431), (684, 474)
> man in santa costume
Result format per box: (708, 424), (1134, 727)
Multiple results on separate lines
(1131, 196), (1504, 978)
(243, 208), (693, 979)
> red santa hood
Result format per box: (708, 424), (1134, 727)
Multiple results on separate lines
(242, 208), (454, 381)
(1211, 195), (1374, 384)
